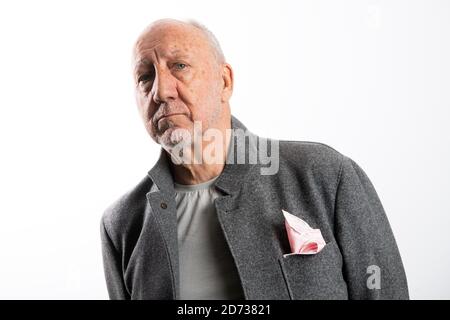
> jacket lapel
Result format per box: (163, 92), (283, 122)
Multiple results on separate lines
(146, 149), (180, 299)
(213, 117), (290, 299)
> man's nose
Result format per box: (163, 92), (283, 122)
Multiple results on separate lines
(152, 69), (178, 104)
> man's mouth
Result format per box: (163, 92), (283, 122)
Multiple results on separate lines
(157, 113), (186, 124)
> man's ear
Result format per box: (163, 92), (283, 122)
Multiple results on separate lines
(221, 63), (233, 102)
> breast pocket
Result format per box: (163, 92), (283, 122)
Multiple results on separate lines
(278, 240), (348, 300)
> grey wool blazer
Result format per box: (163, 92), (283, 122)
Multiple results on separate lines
(100, 115), (409, 300)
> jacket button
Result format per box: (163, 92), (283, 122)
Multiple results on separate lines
(160, 202), (167, 209)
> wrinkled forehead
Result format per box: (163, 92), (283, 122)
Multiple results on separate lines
(133, 23), (210, 65)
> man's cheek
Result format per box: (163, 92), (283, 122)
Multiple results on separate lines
(137, 96), (153, 121)
(136, 93), (146, 112)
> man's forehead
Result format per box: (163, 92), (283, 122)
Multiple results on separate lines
(134, 46), (193, 67)
(135, 38), (196, 62)
(134, 22), (209, 62)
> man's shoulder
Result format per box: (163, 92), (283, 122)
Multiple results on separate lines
(101, 175), (152, 236)
(267, 139), (353, 191)
(278, 139), (345, 169)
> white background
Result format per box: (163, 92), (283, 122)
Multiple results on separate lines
(0, 0), (449, 299)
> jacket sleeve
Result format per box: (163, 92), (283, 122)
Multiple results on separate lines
(334, 155), (409, 299)
(100, 217), (130, 300)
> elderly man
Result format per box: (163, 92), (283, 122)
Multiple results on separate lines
(100, 18), (409, 300)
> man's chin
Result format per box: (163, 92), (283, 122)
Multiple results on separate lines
(158, 126), (192, 150)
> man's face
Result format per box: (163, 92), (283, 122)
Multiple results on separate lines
(133, 21), (228, 150)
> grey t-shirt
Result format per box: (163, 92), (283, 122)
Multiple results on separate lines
(174, 176), (245, 300)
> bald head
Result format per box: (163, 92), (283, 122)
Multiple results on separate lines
(134, 19), (225, 65)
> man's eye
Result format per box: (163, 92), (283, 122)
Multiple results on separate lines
(173, 63), (187, 70)
(138, 74), (152, 83)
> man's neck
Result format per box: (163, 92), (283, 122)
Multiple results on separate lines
(168, 127), (231, 185)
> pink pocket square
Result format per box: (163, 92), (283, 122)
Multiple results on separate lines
(282, 209), (326, 257)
